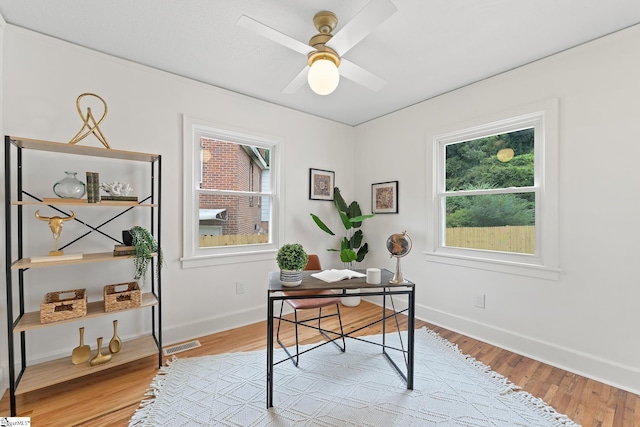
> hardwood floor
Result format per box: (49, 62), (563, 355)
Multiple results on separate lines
(1, 301), (638, 426)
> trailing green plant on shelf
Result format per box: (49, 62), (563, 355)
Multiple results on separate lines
(276, 243), (308, 271)
(310, 187), (374, 267)
(128, 225), (163, 281)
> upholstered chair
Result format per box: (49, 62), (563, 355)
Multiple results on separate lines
(276, 254), (346, 366)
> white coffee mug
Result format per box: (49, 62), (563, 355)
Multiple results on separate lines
(366, 268), (381, 284)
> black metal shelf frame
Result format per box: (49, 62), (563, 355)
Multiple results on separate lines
(3, 135), (162, 416)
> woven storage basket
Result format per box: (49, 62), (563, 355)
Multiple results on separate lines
(104, 282), (141, 312)
(40, 289), (87, 324)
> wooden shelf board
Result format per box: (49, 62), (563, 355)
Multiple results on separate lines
(9, 136), (160, 162)
(16, 335), (159, 395)
(11, 251), (157, 270)
(11, 200), (157, 207)
(15, 293), (159, 332)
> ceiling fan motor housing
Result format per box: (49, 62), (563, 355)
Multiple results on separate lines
(308, 11), (340, 67)
(307, 44), (340, 68)
(313, 11), (338, 34)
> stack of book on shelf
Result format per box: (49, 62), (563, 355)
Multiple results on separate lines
(113, 245), (136, 256)
(101, 195), (139, 202)
(85, 172), (100, 203)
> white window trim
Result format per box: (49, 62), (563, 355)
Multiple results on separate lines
(425, 99), (560, 280)
(181, 115), (283, 268)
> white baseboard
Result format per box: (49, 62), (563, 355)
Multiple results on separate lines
(162, 305), (266, 347)
(415, 303), (640, 395)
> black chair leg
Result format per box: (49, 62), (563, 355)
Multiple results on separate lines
(276, 300), (285, 344)
(336, 304), (346, 352)
(277, 302), (346, 367)
(317, 306), (346, 353)
(276, 301), (299, 367)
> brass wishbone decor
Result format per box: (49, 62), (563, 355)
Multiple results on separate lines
(68, 93), (112, 149)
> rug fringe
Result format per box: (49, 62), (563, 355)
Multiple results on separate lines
(127, 356), (177, 427)
(511, 391), (581, 426)
(417, 327), (579, 426)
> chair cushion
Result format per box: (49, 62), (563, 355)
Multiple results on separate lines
(283, 289), (341, 310)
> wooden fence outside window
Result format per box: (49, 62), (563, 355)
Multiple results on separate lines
(446, 225), (535, 254)
(200, 234), (269, 247)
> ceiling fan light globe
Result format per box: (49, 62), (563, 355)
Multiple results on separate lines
(308, 59), (340, 95)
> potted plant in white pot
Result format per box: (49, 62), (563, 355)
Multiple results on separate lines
(276, 243), (308, 287)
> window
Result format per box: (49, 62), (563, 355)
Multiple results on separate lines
(182, 116), (282, 268)
(426, 100), (559, 279)
(445, 128), (535, 254)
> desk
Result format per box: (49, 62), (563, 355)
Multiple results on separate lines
(266, 269), (415, 408)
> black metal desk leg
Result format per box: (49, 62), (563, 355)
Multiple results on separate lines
(267, 293), (274, 408)
(382, 288), (387, 349)
(407, 286), (415, 390)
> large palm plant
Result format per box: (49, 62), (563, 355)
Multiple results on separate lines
(310, 187), (374, 267)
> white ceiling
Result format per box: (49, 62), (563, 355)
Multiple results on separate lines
(1, 0), (640, 126)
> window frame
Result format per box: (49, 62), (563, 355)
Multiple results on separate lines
(425, 99), (559, 280)
(182, 115), (283, 268)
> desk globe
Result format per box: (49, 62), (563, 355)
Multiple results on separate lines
(386, 231), (412, 283)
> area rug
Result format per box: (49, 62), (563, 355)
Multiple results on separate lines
(129, 328), (579, 426)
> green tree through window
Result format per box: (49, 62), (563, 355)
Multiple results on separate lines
(443, 128), (535, 254)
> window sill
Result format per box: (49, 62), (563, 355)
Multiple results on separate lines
(181, 249), (277, 269)
(423, 251), (560, 280)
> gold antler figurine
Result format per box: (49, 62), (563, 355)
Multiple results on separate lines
(68, 93), (111, 148)
(35, 210), (76, 256)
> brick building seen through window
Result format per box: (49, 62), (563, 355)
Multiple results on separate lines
(199, 138), (269, 246)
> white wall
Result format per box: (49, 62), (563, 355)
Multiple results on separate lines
(355, 24), (640, 393)
(0, 25), (356, 390)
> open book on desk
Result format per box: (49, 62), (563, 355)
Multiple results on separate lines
(311, 269), (366, 283)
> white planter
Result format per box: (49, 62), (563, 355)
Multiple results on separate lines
(280, 270), (302, 287)
(341, 289), (361, 307)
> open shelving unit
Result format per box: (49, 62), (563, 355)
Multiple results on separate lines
(3, 136), (162, 416)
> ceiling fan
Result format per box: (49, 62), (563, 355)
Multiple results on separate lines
(237, 0), (397, 95)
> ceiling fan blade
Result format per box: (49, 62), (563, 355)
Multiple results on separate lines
(326, 0), (397, 56)
(339, 59), (387, 91)
(282, 66), (310, 94)
(237, 15), (314, 56)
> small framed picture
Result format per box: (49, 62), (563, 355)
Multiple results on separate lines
(309, 168), (335, 201)
(372, 181), (399, 214)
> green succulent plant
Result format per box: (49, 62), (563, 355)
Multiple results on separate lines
(276, 243), (308, 271)
(128, 225), (163, 281)
(310, 187), (374, 266)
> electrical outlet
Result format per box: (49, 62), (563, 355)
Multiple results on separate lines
(236, 282), (245, 294)
(473, 294), (485, 309)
